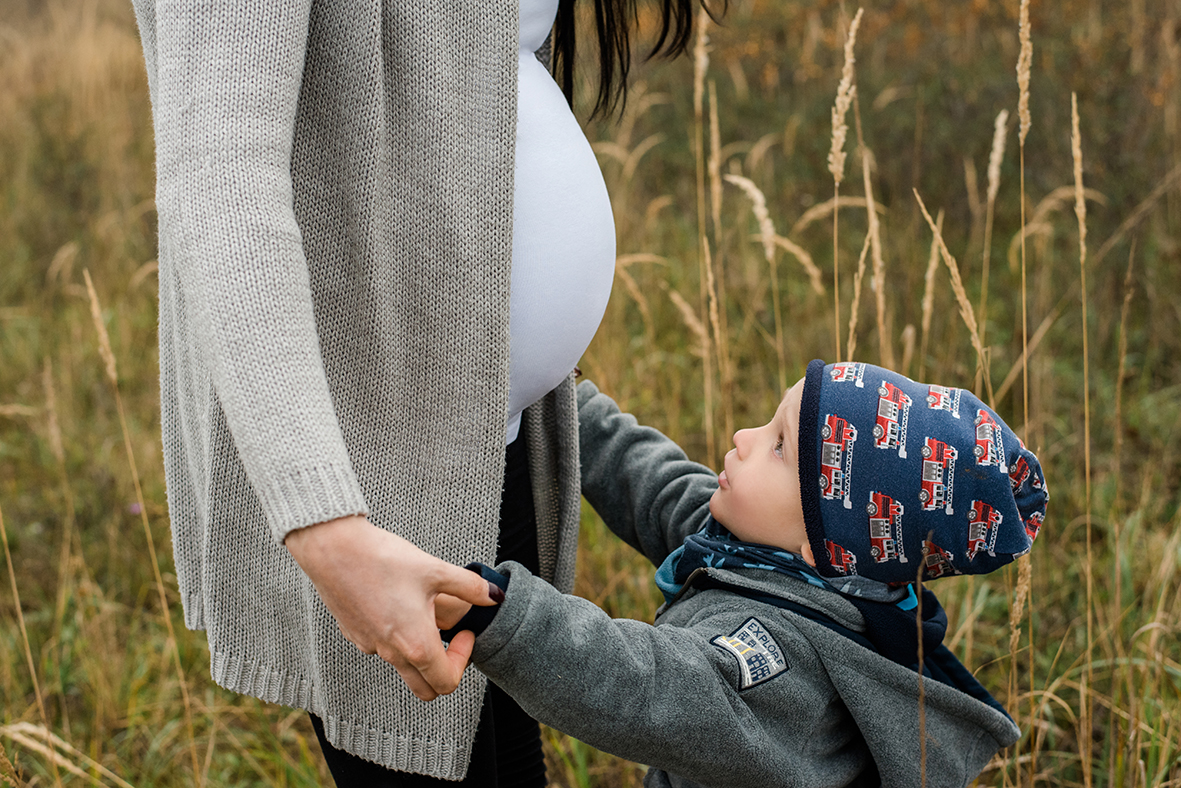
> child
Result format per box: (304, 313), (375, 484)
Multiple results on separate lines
(442, 359), (1047, 787)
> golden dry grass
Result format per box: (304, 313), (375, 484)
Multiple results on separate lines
(3, 0), (1181, 786)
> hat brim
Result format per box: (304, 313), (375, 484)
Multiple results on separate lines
(798, 359), (833, 575)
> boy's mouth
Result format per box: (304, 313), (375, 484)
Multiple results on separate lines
(717, 469), (730, 489)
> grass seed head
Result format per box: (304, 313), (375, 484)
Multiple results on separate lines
(828, 8), (864, 185)
(987, 109), (1010, 205)
(1017, 0), (1033, 144)
(1072, 93), (1087, 260)
(82, 269), (118, 386)
(724, 174), (776, 263)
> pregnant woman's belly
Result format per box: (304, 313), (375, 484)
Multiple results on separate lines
(506, 0), (616, 443)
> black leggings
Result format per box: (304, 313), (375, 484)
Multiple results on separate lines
(310, 434), (547, 787)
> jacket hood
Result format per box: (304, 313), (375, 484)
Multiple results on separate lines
(676, 566), (1019, 787)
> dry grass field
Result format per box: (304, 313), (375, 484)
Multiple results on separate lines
(1, 0), (1180, 785)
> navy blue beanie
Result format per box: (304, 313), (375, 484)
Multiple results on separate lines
(798, 359), (1048, 584)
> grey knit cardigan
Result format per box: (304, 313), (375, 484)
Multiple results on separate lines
(131, 0), (582, 779)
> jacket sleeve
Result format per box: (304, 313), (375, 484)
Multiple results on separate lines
(577, 381), (717, 566)
(472, 563), (854, 788)
(144, 0), (368, 541)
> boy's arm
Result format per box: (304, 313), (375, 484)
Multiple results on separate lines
(471, 562), (840, 787)
(577, 381), (718, 566)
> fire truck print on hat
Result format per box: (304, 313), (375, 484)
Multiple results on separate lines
(799, 359), (1049, 585)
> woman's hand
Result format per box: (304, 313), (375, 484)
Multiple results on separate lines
(435, 593), (474, 631)
(285, 515), (500, 701)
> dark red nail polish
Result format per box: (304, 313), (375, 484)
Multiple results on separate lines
(488, 582), (505, 604)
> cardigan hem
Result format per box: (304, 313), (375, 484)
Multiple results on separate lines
(209, 647), (477, 780)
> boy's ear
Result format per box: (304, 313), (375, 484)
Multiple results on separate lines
(800, 541), (816, 567)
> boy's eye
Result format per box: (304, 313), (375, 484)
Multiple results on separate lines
(774, 435), (784, 458)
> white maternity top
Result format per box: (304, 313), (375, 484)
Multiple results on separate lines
(506, 0), (616, 443)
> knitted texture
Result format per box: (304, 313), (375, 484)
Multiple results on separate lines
(799, 360), (1048, 584)
(131, 0), (580, 779)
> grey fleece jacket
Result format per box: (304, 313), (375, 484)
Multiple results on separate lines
(471, 382), (1020, 787)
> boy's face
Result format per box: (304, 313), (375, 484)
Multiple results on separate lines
(709, 377), (811, 561)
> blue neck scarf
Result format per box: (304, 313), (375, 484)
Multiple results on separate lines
(655, 517), (833, 603)
(656, 518), (949, 671)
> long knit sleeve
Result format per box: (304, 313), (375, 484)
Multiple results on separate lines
(148, 0), (366, 541)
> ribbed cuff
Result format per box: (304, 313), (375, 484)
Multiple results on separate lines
(253, 461), (370, 544)
(441, 563), (509, 641)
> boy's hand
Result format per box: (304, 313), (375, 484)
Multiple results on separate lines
(285, 515), (500, 701)
(435, 593), (473, 631)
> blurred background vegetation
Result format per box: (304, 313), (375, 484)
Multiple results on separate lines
(1, 0), (1179, 785)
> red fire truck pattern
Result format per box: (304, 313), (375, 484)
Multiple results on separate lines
(1008, 455), (1031, 491)
(820, 414), (858, 509)
(1023, 510), (1044, 542)
(826, 539), (859, 575)
(926, 385), (962, 419)
(829, 362), (866, 388)
(973, 409), (1007, 472)
(867, 491), (907, 563)
(967, 499), (1003, 560)
(919, 437), (958, 514)
(873, 381), (912, 459)
(922, 539), (959, 579)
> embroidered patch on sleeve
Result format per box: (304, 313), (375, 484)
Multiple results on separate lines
(711, 617), (789, 689)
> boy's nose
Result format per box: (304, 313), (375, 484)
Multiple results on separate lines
(732, 428), (753, 457)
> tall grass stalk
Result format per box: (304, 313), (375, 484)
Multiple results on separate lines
(1008, 552), (1032, 783)
(899, 324), (915, 377)
(1016, 0), (1032, 438)
(1112, 243), (1135, 559)
(993, 302), (1063, 405)
(82, 269), (203, 787)
(978, 110), (1009, 395)
(845, 234), (871, 362)
(692, 11), (717, 461)
(701, 237), (726, 456)
(1071, 93), (1094, 788)
(2, 445), (63, 788)
(0, 502), (58, 788)
(708, 81), (734, 440)
(918, 209), (944, 380)
(860, 147), (893, 369)
(1107, 245), (1136, 788)
(828, 8), (863, 361)
(725, 174), (787, 391)
(42, 361), (76, 740)
(913, 191), (990, 397)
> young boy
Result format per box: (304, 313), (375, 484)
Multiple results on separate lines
(443, 359), (1047, 787)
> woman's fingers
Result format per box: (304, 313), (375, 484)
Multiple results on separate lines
(431, 561), (503, 607)
(402, 629), (476, 701)
(286, 515), (493, 699)
(445, 630), (477, 671)
(435, 592), (473, 630)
